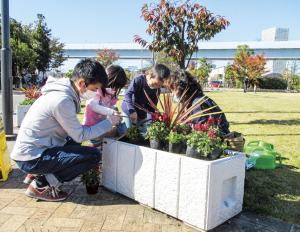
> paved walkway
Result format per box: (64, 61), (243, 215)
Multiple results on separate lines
(1, 141), (299, 232)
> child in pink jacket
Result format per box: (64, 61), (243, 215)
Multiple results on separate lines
(83, 65), (127, 146)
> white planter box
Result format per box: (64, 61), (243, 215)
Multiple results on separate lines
(102, 138), (246, 231)
(17, 105), (31, 127)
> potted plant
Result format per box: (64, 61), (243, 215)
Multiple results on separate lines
(124, 126), (144, 144)
(186, 128), (226, 160)
(17, 86), (41, 127)
(80, 165), (100, 194)
(168, 131), (186, 153)
(168, 124), (191, 153)
(146, 121), (170, 149)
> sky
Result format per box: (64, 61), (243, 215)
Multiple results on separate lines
(9, 0), (300, 44)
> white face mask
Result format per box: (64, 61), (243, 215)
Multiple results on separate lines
(80, 90), (96, 100)
(173, 95), (180, 103)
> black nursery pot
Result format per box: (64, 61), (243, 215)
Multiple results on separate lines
(85, 183), (99, 194)
(186, 146), (203, 159)
(208, 148), (223, 160)
(150, 140), (163, 149)
(169, 142), (185, 154)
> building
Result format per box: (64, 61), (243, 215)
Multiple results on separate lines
(262, 27), (289, 74)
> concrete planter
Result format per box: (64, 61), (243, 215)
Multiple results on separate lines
(102, 138), (246, 231)
(17, 105), (31, 127)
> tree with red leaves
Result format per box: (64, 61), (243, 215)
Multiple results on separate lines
(96, 49), (119, 68)
(134, 0), (229, 69)
(231, 45), (267, 88)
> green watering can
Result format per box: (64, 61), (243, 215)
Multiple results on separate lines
(244, 140), (274, 154)
(244, 141), (282, 170)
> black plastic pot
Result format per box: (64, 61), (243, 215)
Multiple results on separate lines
(208, 148), (223, 160)
(186, 146), (203, 158)
(150, 140), (163, 149)
(85, 183), (99, 194)
(169, 142), (186, 154)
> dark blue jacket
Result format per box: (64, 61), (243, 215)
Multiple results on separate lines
(121, 75), (159, 120)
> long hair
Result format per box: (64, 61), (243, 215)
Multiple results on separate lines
(166, 70), (203, 104)
(105, 65), (127, 96)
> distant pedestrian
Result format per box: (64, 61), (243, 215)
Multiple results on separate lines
(243, 77), (249, 93)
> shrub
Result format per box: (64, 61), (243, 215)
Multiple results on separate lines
(257, 77), (287, 90)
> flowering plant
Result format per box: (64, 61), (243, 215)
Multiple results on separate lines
(81, 165), (100, 187)
(146, 121), (170, 141)
(186, 131), (226, 157)
(19, 86), (41, 105)
(187, 117), (227, 157)
(125, 126), (143, 143)
(168, 131), (186, 144)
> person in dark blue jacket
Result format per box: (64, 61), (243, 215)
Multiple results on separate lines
(121, 64), (170, 130)
(166, 70), (230, 135)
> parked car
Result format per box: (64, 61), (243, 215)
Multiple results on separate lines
(209, 81), (223, 88)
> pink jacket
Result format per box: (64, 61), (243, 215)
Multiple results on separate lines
(83, 88), (118, 126)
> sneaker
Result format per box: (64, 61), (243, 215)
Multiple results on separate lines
(25, 180), (68, 202)
(23, 174), (36, 184)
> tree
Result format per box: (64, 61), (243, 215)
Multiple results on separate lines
(283, 61), (300, 91)
(32, 14), (52, 75)
(65, 69), (74, 79)
(96, 49), (119, 68)
(1, 15), (65, 88)
(134, 0), (229, 69)
(231, 45), (266, 86)
(224, 64), (238, 88)
(155, 51), (179, 71)
(8, 19), (37, 87)
(188, 57), (214, 86)
(49, 38), (66, 70)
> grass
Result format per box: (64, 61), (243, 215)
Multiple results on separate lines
(205, 91), (300, 224)
(79, 91), (300, 224)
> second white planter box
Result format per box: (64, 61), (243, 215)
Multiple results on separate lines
(102, 138), (246, 231)
(17, 105), (31, 127)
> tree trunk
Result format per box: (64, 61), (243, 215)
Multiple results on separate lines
(179, 58), (185, 69)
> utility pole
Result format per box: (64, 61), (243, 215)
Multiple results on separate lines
(1, 0), (16, 140)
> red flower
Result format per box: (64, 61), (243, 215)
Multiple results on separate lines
(208, 129), (217, 140)
(151, 112), (161, 122)
(193, 123), (200, 131)
(207, 117), (217, 126)
(202, 124), (209, 132)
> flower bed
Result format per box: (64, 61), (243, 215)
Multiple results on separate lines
(102, 138), (246, 231)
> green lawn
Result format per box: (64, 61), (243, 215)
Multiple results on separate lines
(205, 91), (300, 224)
(80, 91), (300, 223)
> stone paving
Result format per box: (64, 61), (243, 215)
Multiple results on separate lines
(1, 141), (299, 232)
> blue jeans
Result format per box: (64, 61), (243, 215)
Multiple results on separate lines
(16, 140), (101, 184)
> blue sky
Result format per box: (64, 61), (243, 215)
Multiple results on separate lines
(9, 0), (300, 44)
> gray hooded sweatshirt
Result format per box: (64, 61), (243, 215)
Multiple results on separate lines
(11, 77), (112, 161)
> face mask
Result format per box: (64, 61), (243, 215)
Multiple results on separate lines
(106, 88), (116, 95)
(173, 95), (180, 103)
(80, 90), (96, 100)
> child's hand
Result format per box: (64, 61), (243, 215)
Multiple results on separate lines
(108, 114), (122, 126)
(130, 112), (138, 124)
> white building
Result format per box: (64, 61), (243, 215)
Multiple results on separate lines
(262, 27), (289, 74)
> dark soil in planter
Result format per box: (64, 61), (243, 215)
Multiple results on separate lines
(169, 142), (186, 154)
(86, 184), (99, 194)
